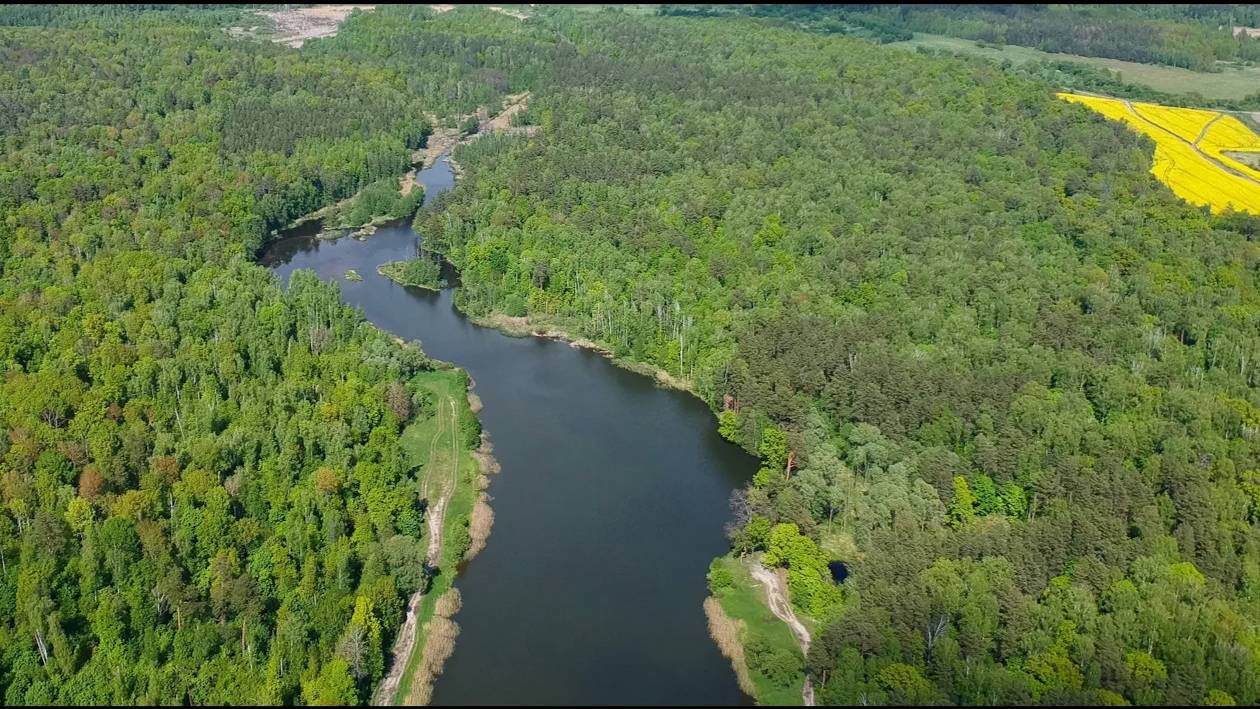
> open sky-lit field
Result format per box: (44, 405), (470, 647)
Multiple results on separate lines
(894, 33), (1260, 101)
(1059, 93), (1260, 214)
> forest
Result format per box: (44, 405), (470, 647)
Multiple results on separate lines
(3, 3), (1260, 707)
(416, 7), (1260, 706)
(0, 4), (537, 704)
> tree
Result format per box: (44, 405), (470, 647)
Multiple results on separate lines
(948, 476), (977, 528)
(302, 658), (359, 706)
(718, 410), (740, 442)
(759, 426), (789, 475)
(63, 498), (93, 539)
(877, 663), (944, 705)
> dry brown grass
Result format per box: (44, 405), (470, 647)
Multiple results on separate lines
(435, 587), (462, 618)
(704, 597), (756, 697)
(472, 432), (501, 476)
(466, 496), (495, 560)
(404, 589), (463, 705)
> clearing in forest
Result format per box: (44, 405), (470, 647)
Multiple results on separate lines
(1059, 93), (1260, 214)
(253, 5), (375, 48)
(893, 33), (1260, 100)
(488, 6), (529, 21)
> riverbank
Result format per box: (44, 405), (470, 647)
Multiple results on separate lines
(469, 312), (698, 396)
(273, 91), (531, 244)
(263, 128), (754, 704)
(261, 207), (756, 704)
(705, 555), (810, 706)
(373, 368), (498, 706)
(405, 91), (532, 192)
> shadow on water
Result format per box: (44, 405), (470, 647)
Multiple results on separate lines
(259, 154), (757, 706)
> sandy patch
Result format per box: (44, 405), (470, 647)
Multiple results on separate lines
(489, 6), (529, 20)
(256, 5), (375, 48)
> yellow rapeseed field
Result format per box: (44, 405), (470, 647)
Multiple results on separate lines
(1130, 102), (1217, 144)
(1200, 115), (1260, 182)
(1057, 92), (1260, 214)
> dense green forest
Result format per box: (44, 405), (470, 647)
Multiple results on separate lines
(5, 3), (1260, 706)
(378, 257), (444, 292)
(326, 179), (425, 231)
(0, 5), (540, 704)
(416, 8), (1260, 706)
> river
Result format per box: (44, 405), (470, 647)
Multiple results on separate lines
(259, 155), (757, 706)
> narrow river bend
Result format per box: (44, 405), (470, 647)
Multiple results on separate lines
(259, 156), (757, 706)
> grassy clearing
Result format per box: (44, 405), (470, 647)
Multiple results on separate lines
(817, 525), (860, 565)
(391, 368), (482, 705)
(889, 33), (1260, 101)
(708, 555), (805, 706)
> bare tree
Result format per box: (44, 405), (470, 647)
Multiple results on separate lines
(337, 624), (369, 678)
(925, 614), (949, 657)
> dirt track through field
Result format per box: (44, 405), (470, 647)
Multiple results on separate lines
(749, 562), (815, 706)
(421, 398), (459, 563)
(374, 396), (460, 706)
(1193, 113), (1225, 147)
(1123, 99), (1260, 187)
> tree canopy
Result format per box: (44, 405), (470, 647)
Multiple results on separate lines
(423, 8), (1260, 705)
(0, 5), (532, 704)
(4, 3), (1260, 705)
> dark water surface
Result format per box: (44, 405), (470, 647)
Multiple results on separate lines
(260, 156), (756, 705)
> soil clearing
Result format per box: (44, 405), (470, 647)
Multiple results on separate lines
(749, 561), (816, 706)
(489, 6), (529, 21)
(256, 5), (375, 48)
